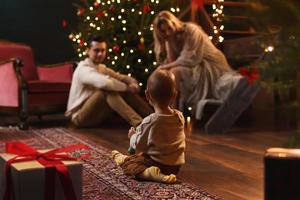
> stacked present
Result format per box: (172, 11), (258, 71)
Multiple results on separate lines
(0, 142), (90, 200)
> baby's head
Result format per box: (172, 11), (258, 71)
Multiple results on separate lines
(146, 69), (177, 107)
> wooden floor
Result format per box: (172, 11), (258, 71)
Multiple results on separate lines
(0, 114), (295, 200)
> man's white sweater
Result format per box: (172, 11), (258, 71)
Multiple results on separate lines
(66, 58), (129, 118)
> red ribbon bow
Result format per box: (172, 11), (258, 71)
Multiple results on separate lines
(192, 0), (204, 10)
(239, 67), (260, 84)
(3, 142), (90, 200)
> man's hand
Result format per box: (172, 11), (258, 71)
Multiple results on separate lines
(128, 127), (136, 138)
(127, 83), (140, 93)
(97, 65), (107, 74)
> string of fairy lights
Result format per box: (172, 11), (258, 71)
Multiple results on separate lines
(68, 0), (233, 122)
(210, 0), (225, 43)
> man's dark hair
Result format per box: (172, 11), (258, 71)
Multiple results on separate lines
(87, 35), (106, 48)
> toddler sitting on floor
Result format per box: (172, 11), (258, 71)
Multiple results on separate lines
(112, 69), (186, 183)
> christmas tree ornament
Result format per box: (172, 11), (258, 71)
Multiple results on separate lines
(62, 20), (68, 28)
(138, 43), (145, 51)
(191, 0), (204, 10)
(79, 39), (85, 47)
(143, 4), (151, 13)
(97, 11), (105, 17)
(77, 8), (85, 16)
(94, 1), (100, 7)
(140, 37), (145, 44)
(112, 45), (120, 53)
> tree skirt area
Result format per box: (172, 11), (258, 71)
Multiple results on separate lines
(0, 127), (221, 200)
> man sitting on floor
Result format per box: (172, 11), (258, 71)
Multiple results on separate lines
(65, 35), (152, 128)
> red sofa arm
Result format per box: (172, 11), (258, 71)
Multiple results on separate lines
(0, 59), (24, 107)
(37, 62), (75, 82)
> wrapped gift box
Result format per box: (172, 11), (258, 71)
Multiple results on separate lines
(0, 150), (83, 200)
(265, 148), (300, 200)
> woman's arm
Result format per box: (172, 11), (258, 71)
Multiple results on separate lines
(159, 24), (205, 70)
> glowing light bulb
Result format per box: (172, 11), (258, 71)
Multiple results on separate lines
(265, 46), (274, 52)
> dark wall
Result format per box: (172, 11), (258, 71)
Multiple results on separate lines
(0, 0), (77, 64)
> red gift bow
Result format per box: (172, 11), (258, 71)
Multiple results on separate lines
(192, 0), (204, 10)
(3, 142), (90, 200)
(239, 67), (260, 84)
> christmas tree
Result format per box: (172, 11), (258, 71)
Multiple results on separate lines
(247, 0), (300, 134)
(68, 0), (182, 88)
(251, 0), (300, 92)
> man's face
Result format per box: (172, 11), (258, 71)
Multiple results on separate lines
(87, 41), (107, 64)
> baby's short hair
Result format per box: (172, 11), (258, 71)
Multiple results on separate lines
(147, 69), (176, 105)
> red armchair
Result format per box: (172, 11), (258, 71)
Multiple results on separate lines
(0, 41), (75, 129)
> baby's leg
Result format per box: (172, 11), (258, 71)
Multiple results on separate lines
(111, 150), (128, 165)
(138, 166), (177, 184)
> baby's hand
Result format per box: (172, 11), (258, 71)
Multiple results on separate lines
(128, 127), (136, 138)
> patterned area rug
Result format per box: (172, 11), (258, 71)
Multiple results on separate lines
(0, 127), (221, 200)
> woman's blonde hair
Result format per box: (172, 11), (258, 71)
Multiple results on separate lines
(153, 11), (183, 64)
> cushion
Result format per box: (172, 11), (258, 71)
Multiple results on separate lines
(28, 80), (71, 93)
